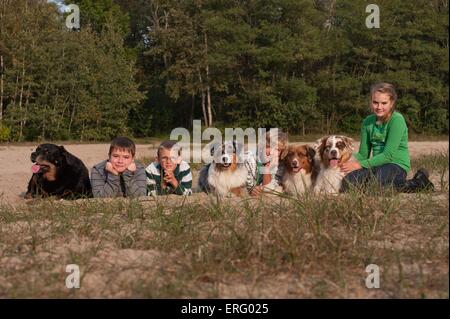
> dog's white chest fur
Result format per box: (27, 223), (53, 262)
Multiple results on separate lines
(314, 165), (345, 194)
(282, 169), (313, 195)
(207, 164), (247, 197)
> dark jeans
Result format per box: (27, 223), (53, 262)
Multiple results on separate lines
(341, 163), (407, 192)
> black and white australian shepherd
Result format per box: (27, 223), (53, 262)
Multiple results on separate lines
(314, 135), (355, 194)
(281, 144), (318, 195)
(198, 140), (248, 197)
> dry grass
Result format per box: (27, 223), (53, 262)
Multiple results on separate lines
(0, 153), (448, 298)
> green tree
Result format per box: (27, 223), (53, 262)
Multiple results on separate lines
(0, 0), (143, 141)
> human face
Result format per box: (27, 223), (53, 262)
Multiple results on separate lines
(265, 142), (281, 158)
(158, 148), (180, 172)
(109, 148), (134, 173)
(371, 92), (395, 120)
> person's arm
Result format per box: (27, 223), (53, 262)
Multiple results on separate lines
(274, 165), (284, 187)
(358, 116), (406, 168)
(146, 171), (159, 196)
(122, 166), (147, 198)
(260, 164), (283, 191)
(244, 151), (258, 191)
(261, 164), (272, 186)
(90, 166), (120, 198)
(354, 118), (371, 162)
(173, 166), (193, 196)
(260, 148), (281, 187)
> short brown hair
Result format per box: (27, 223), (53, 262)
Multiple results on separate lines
(157, 140), (182, 157)
(109, 137), (136, 157)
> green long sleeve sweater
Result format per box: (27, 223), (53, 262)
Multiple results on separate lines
(354, 111), (411, 173)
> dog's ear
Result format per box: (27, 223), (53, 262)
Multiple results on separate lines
(54, 145), (68, 165)
(280, 146), (289, 160)
(209, 142), (220, 157)
(313, 137), (323, 152)
(314, 136), (328, 157)
(340, 136), (355, 151)
(306, 145), (316, 161)
(59, 145), (75, 166)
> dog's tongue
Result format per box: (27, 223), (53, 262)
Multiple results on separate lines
(330, 159), (339, 167)
(31, 164), (41, 174)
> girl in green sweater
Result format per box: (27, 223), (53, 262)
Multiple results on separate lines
(340, 83), (434, 193)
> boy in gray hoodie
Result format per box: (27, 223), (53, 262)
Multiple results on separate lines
(91, 137), (147, 198)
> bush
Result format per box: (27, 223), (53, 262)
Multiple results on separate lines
(0, 124), (10, 142)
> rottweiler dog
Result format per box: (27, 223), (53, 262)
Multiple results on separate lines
(25, 144), (92, 199)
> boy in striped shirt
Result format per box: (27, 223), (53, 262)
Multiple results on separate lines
(146, 140), (193, 196)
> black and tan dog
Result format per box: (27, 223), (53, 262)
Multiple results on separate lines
(25, 144), (92, 199)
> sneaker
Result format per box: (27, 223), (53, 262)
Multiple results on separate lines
(414, 168), (435, 192)
(413, 168), (430, 180)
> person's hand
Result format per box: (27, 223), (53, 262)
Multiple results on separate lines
(340, 161), (362, 174)
(127, 162), (136, 172)
(105, 161), (119, 175)
(163, 170), (178, 188)
(250, 185), (263, 197)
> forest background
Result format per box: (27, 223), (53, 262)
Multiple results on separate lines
(0, 0), (448, 142)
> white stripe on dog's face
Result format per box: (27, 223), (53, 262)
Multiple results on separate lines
(328, 135), (340, 160)
(211, 141), (239, 169)
(320, 135), (347, 167)
(321, 135), (339, 160)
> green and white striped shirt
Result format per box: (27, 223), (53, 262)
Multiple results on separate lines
(146, 161), (193, 196)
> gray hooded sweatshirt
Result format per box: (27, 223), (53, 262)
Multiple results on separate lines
(90, 160), (147, 198)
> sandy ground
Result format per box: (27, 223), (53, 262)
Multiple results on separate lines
(0, 141), (448, 205)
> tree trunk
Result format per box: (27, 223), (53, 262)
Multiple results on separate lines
(41, 82), (49, 140)
(18, 59), (25, 140)
(69, 103), (76, 134)
(24, 82), (30, 130)
(204, 33), (212, 127)
(201, 89), (207, 127)
(80, 122), (85, 141)
(68, 83), (76, 134)
(326, 114), (330, 135)
(13, 74), (19, 106)
(190, 94), (195, 128)
(163, 10), (169, 68)
(206, 81), (212, 127)
(198, 68), (208, 126)
(0, 55), (3, 121)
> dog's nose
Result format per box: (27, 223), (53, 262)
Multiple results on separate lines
(221, 154), (231, 164)
(30, 152), (37, 162)
(330, 150), (338, 157)
(292, 159), (299, 166)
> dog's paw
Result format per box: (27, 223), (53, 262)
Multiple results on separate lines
(23, 192), (34, 199)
